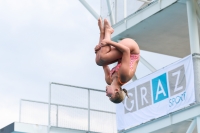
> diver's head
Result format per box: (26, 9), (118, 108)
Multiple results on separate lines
(106, 84), (129, 104)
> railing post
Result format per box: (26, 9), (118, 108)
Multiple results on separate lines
(48, 82), (52, 133)
(19, 99), (22, 122)
(56, 105), (58, 127)
(88, 89), (90, 132)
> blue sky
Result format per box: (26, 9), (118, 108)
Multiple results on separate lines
(0, 0), (180, 129)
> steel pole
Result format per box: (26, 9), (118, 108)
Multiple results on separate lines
(19, 99), (22, 122)
(194, 0), (200, 23)
(115, 0), (117, 23)
(48, 82), (51, 133)
(106, 0), (115, 25)
(186, 0), (200, 54)
(56, 105), (58, 127)
(88, 89), (90, 132)
(197, 117), (200, 133)
(186, 119), (197, 133)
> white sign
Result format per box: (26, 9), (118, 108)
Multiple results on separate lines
(116, 55), (195, 130)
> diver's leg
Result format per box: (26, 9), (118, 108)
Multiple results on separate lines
(95, 18), (113, 66)
(97, 19), (122, 65)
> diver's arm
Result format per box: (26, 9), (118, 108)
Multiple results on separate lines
(103, 65), (111, 85)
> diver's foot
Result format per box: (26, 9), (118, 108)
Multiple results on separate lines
(98, 17), (104, 34)
(104, 19), (114, 34)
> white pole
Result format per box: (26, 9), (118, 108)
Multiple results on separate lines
(48, 82), (51, 133)
(19, 99), (22, 122)
(194, 0), (200, 22)
(197, 117), (200, 133)
(79, 0), (99, 20)
(88, 90), (90, 132)
(186, 0), (200, 54)
(115, 0), (117, 23)
(186, 119), (197, 133)
(106, 0), (115, 25)
(56, 105), (58, 127)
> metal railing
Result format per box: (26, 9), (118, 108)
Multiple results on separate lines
(19, 83), (117, 133)
(19, 99), (50, 126)
(48, 82), (116, 133)
(36, 82), (117, 133)
(100, 0), (156, 25)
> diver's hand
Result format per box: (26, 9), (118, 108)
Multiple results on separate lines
(101, 39), (110, 46)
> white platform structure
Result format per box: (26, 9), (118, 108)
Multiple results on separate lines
(80, 0), (200, 133)
(0, 83), (116, 133)
(0, 84), (116, 133)
(0, 122), (98, 133)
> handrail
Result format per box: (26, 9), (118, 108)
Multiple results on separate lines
(20, 99), (115, 114)
(51, 82), (105, 92)
(19, 83), (116, 133)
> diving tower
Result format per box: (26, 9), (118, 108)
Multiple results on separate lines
(79, 0), (200, 133)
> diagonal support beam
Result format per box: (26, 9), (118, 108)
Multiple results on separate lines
(140, 56), (157, 72)
(138, 0), (151, 3)
(79, 0), (99, 20)
(132, 75), (137, 81)
(186, 119), (197, 133)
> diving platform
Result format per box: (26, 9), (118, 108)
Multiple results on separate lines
(110, 0), (200, 58)
(0, 122), (98, 133)
(80, 0), (200, 57)
(111, 0), (194, 58)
